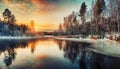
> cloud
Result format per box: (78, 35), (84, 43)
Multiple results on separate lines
(1, 0), (32, 14)
(31, 0), (58, 14)
(0, 0), (60, 15)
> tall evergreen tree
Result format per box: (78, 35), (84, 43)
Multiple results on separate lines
(3, 8), (11, 23)
(79, 2), (87, 33)
(79, 2), (87, 24)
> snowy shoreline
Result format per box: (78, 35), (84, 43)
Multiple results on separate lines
(0, 36), (43, 39)
(54, 37), (120, 58)
(0, 35), (54, 39)
(54, 37), (111, 43)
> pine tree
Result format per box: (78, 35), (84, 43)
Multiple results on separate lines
(79, 2), (87, 34)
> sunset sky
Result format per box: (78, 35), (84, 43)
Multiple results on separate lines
(0, 0), (92, 32)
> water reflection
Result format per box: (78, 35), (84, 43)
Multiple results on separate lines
(0, 39), (37, 68)
(0, 38), (120, 69)
(55, 40), (120, 69)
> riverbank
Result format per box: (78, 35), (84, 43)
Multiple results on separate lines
(54, 37), (111, 43)
(0, 36), (43, 39)
(54, 37), (120, 58)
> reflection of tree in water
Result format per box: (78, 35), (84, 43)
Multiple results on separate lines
(56, 40), (120, 69)
(54, 39), (63, 50)
(4, 48), (16, 67)
(64, 41), (80, 63)
(30, 39), (36, 53)
(0, 39), (37, 67)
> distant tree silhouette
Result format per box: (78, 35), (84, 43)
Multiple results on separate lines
(2, 8), (18, 36)
(58, 23), (62, 35)
(79, 2), (87, 33)
(30, 20), (35, 32)
(79, 2), (87, 15)
(79, 2), (87, 24)
(10, 15), (16, 24)
(20, 24), (28, 35)
(3, 8), (12, 23)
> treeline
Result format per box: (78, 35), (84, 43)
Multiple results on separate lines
(0, 8), (30, 36)
(58, 0), (120, 38)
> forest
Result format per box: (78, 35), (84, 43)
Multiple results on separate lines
(0, 8), (32, 36)
(58, 0), (120, 39)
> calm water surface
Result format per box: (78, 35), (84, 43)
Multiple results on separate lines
(0, 37), (120, 69)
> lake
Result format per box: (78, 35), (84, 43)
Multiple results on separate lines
(0, 37), (120, 69)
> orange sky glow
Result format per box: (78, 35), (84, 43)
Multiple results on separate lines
(0, 0), (91, 32)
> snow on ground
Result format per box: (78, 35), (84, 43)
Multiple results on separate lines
(55, 37), (120, 58)
(92, 40), (120, 58)
(54, 37), (97, 43)
(0, 35), (54, 39)
(0, 36), (42, 39)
